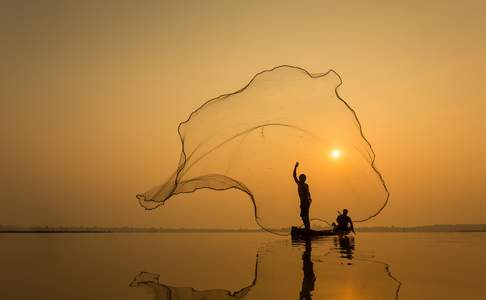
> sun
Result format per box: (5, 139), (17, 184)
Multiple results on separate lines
(330, 149), (342, 159)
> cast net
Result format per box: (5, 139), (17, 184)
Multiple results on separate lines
(136, 65), (389, 233)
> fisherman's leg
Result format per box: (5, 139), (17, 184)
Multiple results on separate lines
(300, 214), (306, 228)
(304, 217), (310, 231)
(300, 210), (308, 231)
(303, 210), (310, 231)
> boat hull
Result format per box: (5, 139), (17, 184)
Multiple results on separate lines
(290, 226), (349, 237)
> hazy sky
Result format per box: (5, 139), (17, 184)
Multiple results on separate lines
(1, 0), (485, 227)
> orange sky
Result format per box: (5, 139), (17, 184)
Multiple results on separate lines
(1, 0), (485, 227)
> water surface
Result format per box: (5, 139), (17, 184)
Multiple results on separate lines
(1, 232), (485, 299)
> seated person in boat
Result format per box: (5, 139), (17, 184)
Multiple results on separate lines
(334, 209), (355, 233)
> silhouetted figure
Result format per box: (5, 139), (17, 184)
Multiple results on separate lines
(300, 238), (316, 300)
(293, 162), (312, 231)
(334, 209), (355, 234)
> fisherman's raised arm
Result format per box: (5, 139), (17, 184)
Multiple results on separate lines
(293, 162), (299, 183)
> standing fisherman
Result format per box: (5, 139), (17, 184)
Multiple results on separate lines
(293, 162), (312, 231)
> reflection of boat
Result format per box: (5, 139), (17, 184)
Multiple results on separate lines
(291, 226), (350, 237)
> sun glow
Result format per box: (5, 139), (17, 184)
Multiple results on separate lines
(330, 149), (342, 159)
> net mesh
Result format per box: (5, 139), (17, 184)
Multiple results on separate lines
(137, 65), (389, 232)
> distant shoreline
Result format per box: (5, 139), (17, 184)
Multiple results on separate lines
(1, 224), (486, 233)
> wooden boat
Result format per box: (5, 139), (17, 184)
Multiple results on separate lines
(290, 226), (350, 237)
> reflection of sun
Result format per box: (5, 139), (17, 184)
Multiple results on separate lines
(330, 149), (342, 159)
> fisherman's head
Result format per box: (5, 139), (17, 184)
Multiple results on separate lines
(299, 174), (307, 183)
(343, 209), (349, 216)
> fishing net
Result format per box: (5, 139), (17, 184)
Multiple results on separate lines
(136, 65), (389, 232)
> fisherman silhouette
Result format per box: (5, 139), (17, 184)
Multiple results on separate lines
(334, 209), (355, 234)
(293, 162), (312, 231)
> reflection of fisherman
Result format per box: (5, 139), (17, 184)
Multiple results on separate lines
(336, 236), (355, 260)
(300, 238), (316, 300)
(334, 209), (355, 234)
(293, 162), (312, 231)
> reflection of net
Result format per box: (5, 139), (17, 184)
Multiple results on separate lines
(130, 238), (400, 300)
(130, 272), (254, 300)
(130, 256), (258, 300)
(137, 65), (389, 231)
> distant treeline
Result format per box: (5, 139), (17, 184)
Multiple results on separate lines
(0, 225), (322, 233)
(357, 224), (486, 232)
(0, 225), (264, 233)
(1, 224), (486, 233)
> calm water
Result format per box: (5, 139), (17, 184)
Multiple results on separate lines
(1, 232), (485, 299)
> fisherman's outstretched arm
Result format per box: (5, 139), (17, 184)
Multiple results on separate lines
(350, 219), (355, 233)
(293, 162), (299, 183)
